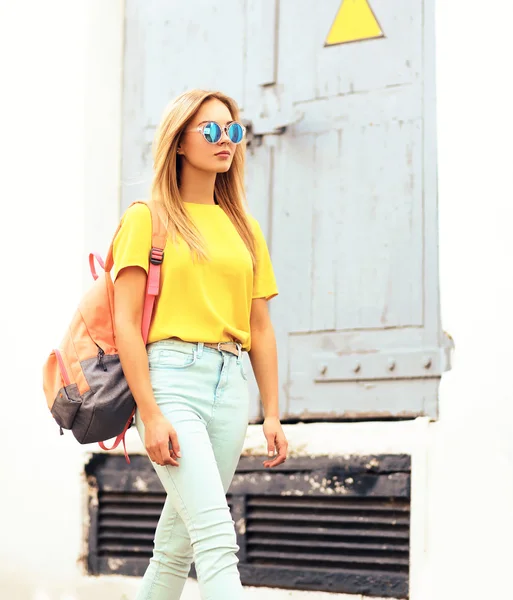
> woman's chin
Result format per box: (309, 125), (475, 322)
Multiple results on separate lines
(215, 162), (233, 173)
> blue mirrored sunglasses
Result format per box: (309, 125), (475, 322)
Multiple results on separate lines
(189, 121), (246, 145)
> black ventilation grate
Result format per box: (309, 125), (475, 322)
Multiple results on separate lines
(245, 495), (409, 573)
(96, 491), (233, 560)
(86, 454), (410, 598)
(97, 492), (165, 559)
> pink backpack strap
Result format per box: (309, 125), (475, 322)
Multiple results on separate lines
(141, 200), (167, 343)
(100, 200), (167, 463)
(103, 200), (167, 341)
(98, 407), (136, 463)
(89, 252), (105, 281)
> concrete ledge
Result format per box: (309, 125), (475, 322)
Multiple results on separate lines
(97, 417), (432, 461)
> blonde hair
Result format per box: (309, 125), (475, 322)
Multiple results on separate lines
(151, 89), (256, 267)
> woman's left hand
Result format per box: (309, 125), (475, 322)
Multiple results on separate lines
(262, 417), (288, 468)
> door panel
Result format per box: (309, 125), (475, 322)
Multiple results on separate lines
(270, 0), (448, 419)
(311, 130), (339, 333)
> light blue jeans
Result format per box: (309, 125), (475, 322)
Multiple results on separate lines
(134, 339), (250, 600)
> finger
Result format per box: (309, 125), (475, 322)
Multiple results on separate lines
(169, 430), (181, 458)
(264, 441), (288, 468)
(266, 434), (276, 457)
(264, 455), (287, 468)
(167, 446), (180, 466)
(160, 441), (179, 466)
(263, 452), (281, 468)
(154, 442), (178, 467)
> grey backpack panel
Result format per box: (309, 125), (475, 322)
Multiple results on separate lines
(51, 355), (136, 444)
(50, 383), (82, 430)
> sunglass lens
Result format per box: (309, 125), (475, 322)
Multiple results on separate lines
(203, 122), (222, 143)
(228, 122), (244, 144)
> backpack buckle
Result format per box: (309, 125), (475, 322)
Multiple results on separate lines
(149, 247), (164, 265)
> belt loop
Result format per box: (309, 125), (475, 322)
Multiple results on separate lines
(197, 342), (204, 358)
(236, 342), (242, 363)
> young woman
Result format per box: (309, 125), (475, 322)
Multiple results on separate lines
(112, 89), (288, 600)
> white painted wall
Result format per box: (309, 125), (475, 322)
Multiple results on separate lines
(0, 0), (124, 598)
(0, 1), (87, 598)
(426, 2), (513, 597)
(1, 1), (512, 600)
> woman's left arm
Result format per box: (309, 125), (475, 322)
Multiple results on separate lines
(248, 298), (289, 468)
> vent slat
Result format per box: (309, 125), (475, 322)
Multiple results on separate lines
(99, 531), (155, 541)
(247, 497), (409, 512)
(247, 510), (409, 525)
(248, 558), (408, 574)
(99, 506), (163, 518)
(99, 518), (158, 530)
(99, 493), (166, 505)
(247, 536), (409, 553)
(247, 549), (409, 567)
(246, 523), (409, 539)
(99, 543), (153, 554)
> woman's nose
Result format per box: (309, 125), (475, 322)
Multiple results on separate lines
(219, 127), (230, 143)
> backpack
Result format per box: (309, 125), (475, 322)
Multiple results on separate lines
(42, 200), (166, 463)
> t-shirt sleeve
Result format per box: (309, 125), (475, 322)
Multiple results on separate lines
(251, 218), (278, 300)
(112, 203), (152, 281)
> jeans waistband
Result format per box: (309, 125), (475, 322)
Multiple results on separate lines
(147, 338), (243, 361)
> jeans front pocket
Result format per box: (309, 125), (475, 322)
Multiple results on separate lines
(149, 347), (198, 370)
(238, 360), (248, 381)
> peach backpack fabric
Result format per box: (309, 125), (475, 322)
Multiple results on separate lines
(42, 201), (166, 463)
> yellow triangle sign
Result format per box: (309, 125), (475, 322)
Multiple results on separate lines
(325, 0), (384, 46)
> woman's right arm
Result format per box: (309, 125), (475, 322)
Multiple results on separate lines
(114, 266), (181, 467)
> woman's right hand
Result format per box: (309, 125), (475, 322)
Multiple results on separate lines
(143, 414), (181, 467)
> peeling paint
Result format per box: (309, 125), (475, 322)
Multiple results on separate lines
(280, 489), (305, 496)
(107, 558), (126, 571)
(288, 443), (308, 457)
(308, 478), (321, 490)
(87, 477), (99, 509)
(236, 517), (246, 535)
(134, 476), (149, 492)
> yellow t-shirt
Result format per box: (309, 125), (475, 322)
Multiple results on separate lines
(112, 202), (278, 351)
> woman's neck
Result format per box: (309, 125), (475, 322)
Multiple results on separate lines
(179, 162), (217, 205)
